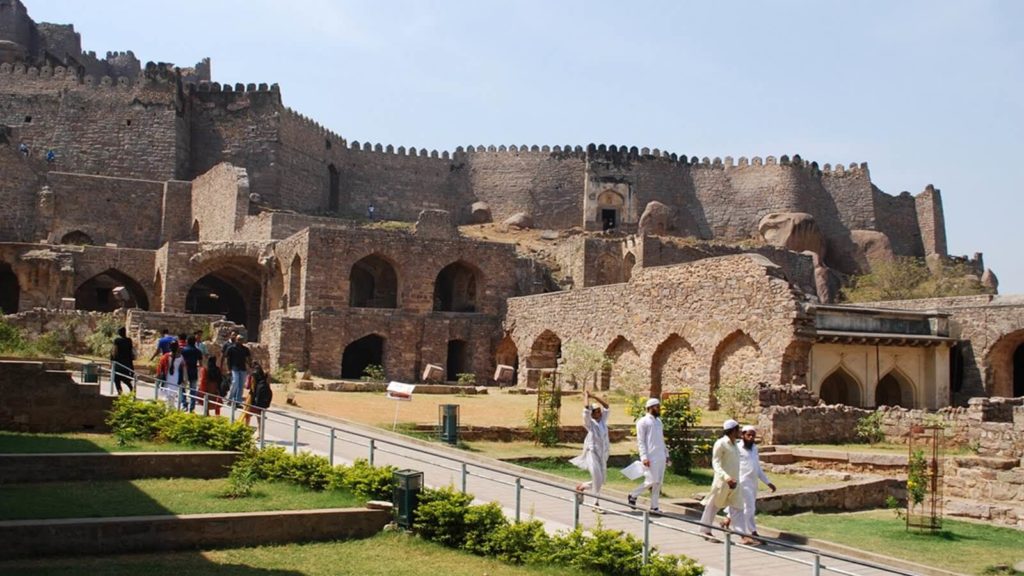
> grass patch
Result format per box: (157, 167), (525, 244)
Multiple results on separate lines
(0, 431), (209, 453)
(516, 457), (824, 499)
(0, 531), (586, 576)
(0, 478), (363, 520)
(759, 509), (1024, 575)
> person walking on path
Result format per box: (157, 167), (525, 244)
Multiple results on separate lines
(180, 336), (203, 412)
(150, 328), (175, 361)
(573, 390), (610, 512)
(199, 356), (224, 416)
(730, 425), (776, 545)
(243, 362), (273, 434)
(700, 419), (743, 542)
(224, 334), (251, 406)
(628, 397), (667, 512)
(109, 327), (136, 395)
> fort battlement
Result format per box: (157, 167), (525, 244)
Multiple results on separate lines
(281, 107), (346, 149)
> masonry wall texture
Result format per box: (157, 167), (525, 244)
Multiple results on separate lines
(0, 360), (112, 432)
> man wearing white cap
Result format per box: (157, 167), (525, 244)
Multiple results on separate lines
(731, 425), (776, 545)
(700, 418), (743, 542)
(627, 397), (667, 512)
(573, 390), (611, 512)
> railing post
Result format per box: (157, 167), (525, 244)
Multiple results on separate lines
(460, 462), (467, 493)
(328, 428), (336, 466)
(177, 385), (184, 412)
(153, 380), (159, 401)
(812, 554), (821, 576)
(724, 532), (732, 575)
(642, 510), (650, 565)
(573, 490), (580, 529)
(514, 478), (522, 522)
(291, 419), (299, 455)
(259, 411), (266, 449)
(369, 439), (375, 466)
(230, 401), (236, 423)
(202, 393), (209, 416)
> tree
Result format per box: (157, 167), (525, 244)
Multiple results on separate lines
(843, 257), (990, 302)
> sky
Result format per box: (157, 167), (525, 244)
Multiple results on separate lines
(28, 1), (1023, 293)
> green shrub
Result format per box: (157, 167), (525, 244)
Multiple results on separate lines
(642, 554), (704, 576)
(413, 485), (474, 547)
(0, 317), (27, 352)
(456, 372), (476, 386)
(224, 459), (259, 498)
(106, 394), (169, 442)
(32, 333), (65, 357)
(271, 363), (297, 384)
(339, 458), (396, 500)
(282, 451), (334, 490)
(855, 411), (884, 444)
(661, 393), (701, 475)
(361, 364), (386, 382)
(105, 396), (252, 451)
(714, 379), (758, 420)
(491, 519), (552, 565)
(462, 502), (510, 556)
(526, 377), (561, 447)
(86, 316), (120, 357)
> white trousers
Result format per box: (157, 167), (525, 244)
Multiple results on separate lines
(726, 482), (759, 534)
(629, 458), (666, 509)
(579, 455), (607, 505)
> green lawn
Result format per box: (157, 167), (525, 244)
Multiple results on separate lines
(758, 509), (1024, 575)
(0, 431), (209, 453)
(0, 478), (362, 520)
(0, 531), (587, 576)
(516, 458), (825, 499)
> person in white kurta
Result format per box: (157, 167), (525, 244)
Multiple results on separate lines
(700, 419), (743, 540)
(732, 425), (776, 542)
(573, 391), (610, 509)
(628, 398), (667, 512)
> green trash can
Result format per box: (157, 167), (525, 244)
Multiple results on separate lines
(81, 362), (98, 383)
(393, 469), (423, 529)
(439, 404), (459, 445)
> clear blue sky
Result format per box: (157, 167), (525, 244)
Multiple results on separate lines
(29, 1), (1023, 293)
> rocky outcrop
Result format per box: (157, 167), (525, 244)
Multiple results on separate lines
(638, 201), (673, 236)
(849, 229), (894, 273)
(758, 213), (826, 259)
(468, 201), (492, 224)
(502, 212), (533, 230)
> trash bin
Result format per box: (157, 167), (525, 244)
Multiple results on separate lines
(393, 469), (423, 529)
(439, 404), (459, 445)
(81, 362), (98, 383)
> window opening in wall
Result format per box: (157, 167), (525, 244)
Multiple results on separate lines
(0, 262), (20, 314)
(601, 209), (617, 231)
(1013, 344), (1024, 397)
(75, 269), (149, 312)
(325, 138), (332, 150)
(433, 261), (479, 312)
(349, 254), (398, 308)
(447, 339), (469, 381)
(820, 367), (861, 406)
(126, 119), (132, 126)
(24, 116), (31, 123)
(328, 164), (340, 212)
(60, 230), (93, 246)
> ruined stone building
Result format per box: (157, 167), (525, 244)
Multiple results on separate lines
(1, 0), (1020, 411)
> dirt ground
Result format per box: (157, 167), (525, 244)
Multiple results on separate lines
(288, 388), (638, 429)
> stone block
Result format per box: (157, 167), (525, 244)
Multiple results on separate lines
(422, 363), (444, 383)
(493, 364), (515, 384)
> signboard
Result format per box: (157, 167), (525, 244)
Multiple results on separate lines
(386, 381), (416, 401)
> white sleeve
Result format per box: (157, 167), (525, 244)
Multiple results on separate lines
(753, 447), (771, 485)
(636, 417), (650, 461)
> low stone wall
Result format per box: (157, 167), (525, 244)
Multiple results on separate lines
(0, 360), (112, 432)
(759, 405), (868, 445)
(0, 452), (241, 483)
(944, 456), (1024, 528)
(0, 508), (390, 559)
(297, 381), (489, 394)
(756, 478), (902, 514)
(3, 309), (126, 354)
(761, 448), (907, 476)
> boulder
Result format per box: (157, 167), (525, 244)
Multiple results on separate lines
(502, 212), (533, 230)
(638, 201), (673, 235)
(758, 213), (826, 259)
(982, 268), (999, 292)
(849, 230), (894, 273)
(414, 209), (458, 240)
(468, 201), (492, 224)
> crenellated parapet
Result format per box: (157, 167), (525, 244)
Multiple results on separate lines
(281, 107), (346, 148)
(0, 62), (136, 89)
(186, 79), (283, 108)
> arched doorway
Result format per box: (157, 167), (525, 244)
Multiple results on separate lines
(433, 261), (480, 312)
(1014, 345), (1024, 397)
(709, 330), (761, 411)
(186, 263), (262, 339)
(75, 269), (149, 312)
(447, 339), (470, 381)
(328, 164), (340, 212)
(288, 256), (303, 308)
(495, 335), (519, 385)
(60, 230), (93, 245)
(527, 330), (561, 387)
(623, 252), (636, 282)
(597, 190), (623, 231)
(350, 254), (399, 308)
(0, 262), (19, 314)
(819, 367), (861, 406)
(601, 335), (640, 391)
(341, 334), (385, 379)
(650, 334), (696, 398)
(875, 370), (914, 408)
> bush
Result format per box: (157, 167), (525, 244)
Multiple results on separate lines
(462, 502), (510, 556)
(0, 317), (26, 352)
(855, 411), (884, 444)
(491, 519), (552, 565)
(224, 460), (259, 498)
(107, 394), (169, 442)
(526, 377), (561, 447)
(271, 363), (297, 384)
(86, 316), (120, 357)
(661, 393), (701, 475)
(361, 364), (386, 383)
(0, 317), (65, 357)
(413, 485), (474, 547)
(714, 379), (758, 420)
(105, 395), (252, 451)
(456, 372), (476, 386)
(338, 458), (396, 500)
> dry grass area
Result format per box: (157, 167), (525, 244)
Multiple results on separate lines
(290, 388), (638, 428)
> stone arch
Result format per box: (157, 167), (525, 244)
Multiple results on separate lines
(60, 230), (93, 246)
(433, 260), (481, 312)
(819, 365), (862, 406)
(327, 164), (340, 212)
(650, 334), (697, 398)
(350, 254), (399, 308)
(526, 330), (561, 387)
(74, 268), (149, 311)
(186, 259), (262, 339)
(984, 329), (1024, 397)
(709, 330), (762, 411)
(875, 369), (915, 408)
(341, 334), (385, 379)
(267, 262), (285, 311)
(600, 335), (641, 392)
(447, 339), (470, 381)
(623, 252), (636, 282)
(597, 189), (624, 231)
(595, 253), (622, 286)
(495, 334), (519, 384)
(288, 255), (302, 308)
(0, 261), (20, 314)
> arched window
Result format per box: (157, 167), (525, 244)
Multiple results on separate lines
(623, 252), (636, 282)
(350, 254), (399, 308)
(75, 269), (150, 312)
(601, 335), (639, 391)
(433, 261), (480, 312)
(288, 256), (303, 308)
(526, 330), (561, 388)
(341, 334), (385, 379)
(820, 367), (861, 406)
(875, 370), (914, 408)
(60, 230), (93, 246)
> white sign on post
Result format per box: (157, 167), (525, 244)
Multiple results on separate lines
(386, 381), (416, 431)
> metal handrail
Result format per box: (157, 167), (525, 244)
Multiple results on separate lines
(94, 360), (917, 576)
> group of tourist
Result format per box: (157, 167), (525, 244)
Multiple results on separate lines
(574, 394), (776, 546)
(108, 327), (272, 429)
